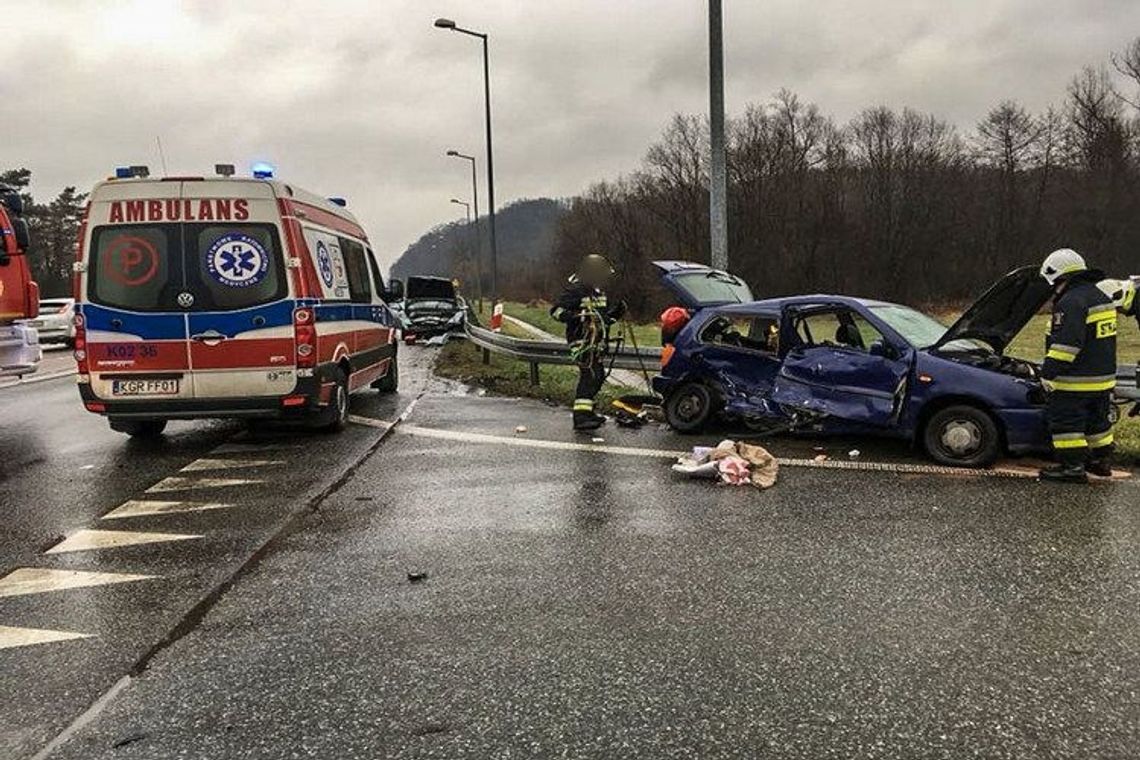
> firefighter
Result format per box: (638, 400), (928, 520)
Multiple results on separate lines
(1097, 275), (1139, 329)
(1038, 249), (1118, 483)
(550, 254), (627, 431)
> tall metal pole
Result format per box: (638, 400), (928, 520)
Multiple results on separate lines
(708, 0), (729, 271)
(435, 19), (499, 299)
(450, 198), (481, 312)
(448, 150), (483, 311)
(480, 35), (499, 300)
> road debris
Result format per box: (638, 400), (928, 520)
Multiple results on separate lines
(672, 439), (778, 488)
(406, 571), (429, 583)
(514, 425), (528, 434)
(591, 437), (605, 443)
(848, 449), (861, 459)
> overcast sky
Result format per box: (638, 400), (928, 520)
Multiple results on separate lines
(5, 0), (1138, 269)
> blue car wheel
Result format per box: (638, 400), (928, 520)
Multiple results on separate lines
(922, 405), (1001, 468)
(666, 382), (715, 433)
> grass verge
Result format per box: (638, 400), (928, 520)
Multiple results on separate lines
(434, 339), (632, 410)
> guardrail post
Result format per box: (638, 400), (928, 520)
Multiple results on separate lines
(482, 347), (491, 365)
(529, 362), (540, 386)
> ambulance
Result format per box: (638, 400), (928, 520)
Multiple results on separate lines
(74, 166), (401, 436)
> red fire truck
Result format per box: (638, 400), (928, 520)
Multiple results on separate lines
(0, 186), (41, 377)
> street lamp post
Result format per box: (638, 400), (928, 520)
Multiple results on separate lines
(708, 0), (729, 271)
(435, 18), (499, 301)
(449, 197), (482, 311)
(446, 150), (482, 311)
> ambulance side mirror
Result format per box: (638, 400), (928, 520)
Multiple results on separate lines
(2, 191), (24, 216)
(386, 278), (404, 303)
(13, 218), (30, 253)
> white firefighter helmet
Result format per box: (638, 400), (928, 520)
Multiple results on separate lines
(1098, 276), (1137, 314)
(1040, 249), (1087, 286)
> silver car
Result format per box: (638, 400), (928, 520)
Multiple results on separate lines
(20, 297), (76, 346)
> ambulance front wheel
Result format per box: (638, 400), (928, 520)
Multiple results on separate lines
(109, 418), (168, 438)
(373, 354), (399, 393)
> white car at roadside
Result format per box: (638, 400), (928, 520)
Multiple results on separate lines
(19, 297), (76, 347)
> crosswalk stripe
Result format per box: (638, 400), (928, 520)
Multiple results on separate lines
(101, 499), (234, 520)
(146, 476), (262, 493)
(45, 529), (201, 554)
(213, 442), (300, 454)
(0, 568), (156, 598)
(180, 458), (283, 472)
(0, 625), (93, 650)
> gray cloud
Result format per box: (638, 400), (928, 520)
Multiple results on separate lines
(5, 0), (1138, 269)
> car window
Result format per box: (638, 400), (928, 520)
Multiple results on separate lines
(88, 225), (179, 312)
(189, 224), (287, 312)
(365, 248), (386, 299)
(699, 314), (779, 352)
(795, 309), (883, 351)
(339, 237), (372, 304)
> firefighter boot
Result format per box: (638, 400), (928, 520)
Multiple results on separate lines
(1086, 453), (1114, 478)
(573, 411), (604, 432)
(1039, 463), (1089, 484)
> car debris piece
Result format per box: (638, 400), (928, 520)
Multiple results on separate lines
(591, 437), (605, 443)
(671, 439), (778, 488)
(407, 571), (428, 583)
(515, 426), (528, 434)
(848, 449), (861, 459)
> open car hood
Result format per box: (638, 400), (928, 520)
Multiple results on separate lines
(651, 260), (754, 310)
(933, 266), (1052, 352)
(405, 277), (457, 302)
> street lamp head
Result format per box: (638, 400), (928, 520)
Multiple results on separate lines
(450, 198), (462, 204)
(446, 149), (459, 156)
(433, 18), (456, 29)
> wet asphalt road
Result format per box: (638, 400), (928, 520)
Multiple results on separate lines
(3, 344), (1140, 759)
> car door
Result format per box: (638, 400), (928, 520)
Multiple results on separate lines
(770, 304), (913, 427)
(83, 194), (196, 401)
(184, 190), (296, 400)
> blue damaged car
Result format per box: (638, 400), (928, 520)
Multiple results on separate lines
(652, 261), (1056, 467)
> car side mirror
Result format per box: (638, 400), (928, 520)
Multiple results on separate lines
(869, 340), (897, 360)
(386, 278), (404, 302)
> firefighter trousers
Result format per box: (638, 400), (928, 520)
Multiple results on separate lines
(1047, 391), (1114, 466)
(572, 354), (606, 420)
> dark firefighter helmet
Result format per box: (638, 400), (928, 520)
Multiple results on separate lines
(577, 254), (615, 287)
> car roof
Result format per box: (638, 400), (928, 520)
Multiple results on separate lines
(710, 294), (899, 315)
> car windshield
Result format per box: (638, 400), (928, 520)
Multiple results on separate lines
(868, 303), (990, 351)
(673, 271), (753, 305)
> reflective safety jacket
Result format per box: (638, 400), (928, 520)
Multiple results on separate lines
(550, 279), (623, 345)
(1042, 274), (1118, 393)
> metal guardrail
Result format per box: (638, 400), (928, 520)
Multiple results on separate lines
(1117, 363), (1139, 401)
(464, 322), (661, 386)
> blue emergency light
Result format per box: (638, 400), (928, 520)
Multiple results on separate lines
(251, 162), (275, 179)
(115, 167), (132, 178)
(328, 197), (347, 207)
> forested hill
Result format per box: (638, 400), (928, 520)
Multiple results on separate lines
(390, 198), (567, 298)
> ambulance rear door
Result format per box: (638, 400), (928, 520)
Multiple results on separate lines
(182, 180), (298, 399)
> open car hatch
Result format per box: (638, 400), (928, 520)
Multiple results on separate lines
(933, 266), (1052, 353)
(651, 260), (753, 310)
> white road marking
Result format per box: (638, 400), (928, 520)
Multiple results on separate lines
(180, 458), (283, 472)
(146, 476), (263, 493)
(395, 423), (1038, 479)
(348, 414), (393, 430)
(0, 625), (93, 650)
(45, 529), (201, 554)
(213, 442), (301, 454)
(0, 568), (156, 598)
(101, 499), (234, 520)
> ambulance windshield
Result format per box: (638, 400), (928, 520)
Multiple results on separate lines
(88, 223), (287, 312)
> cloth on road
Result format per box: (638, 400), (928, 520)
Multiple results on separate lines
(671, 439), (778, 488)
